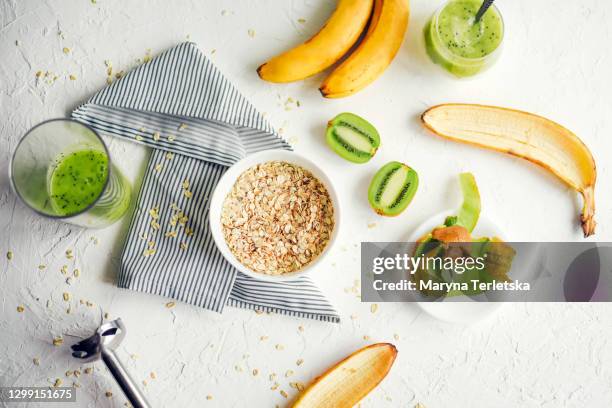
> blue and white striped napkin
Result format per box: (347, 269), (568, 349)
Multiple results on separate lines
(72, 42), (339, 323)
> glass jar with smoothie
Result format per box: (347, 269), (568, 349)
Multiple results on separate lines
(10, 119), (132, 228)
(424, 0), (504, 77)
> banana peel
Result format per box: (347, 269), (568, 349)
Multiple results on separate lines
(421, 104), (597, 237)
(291, 343), (397, 408)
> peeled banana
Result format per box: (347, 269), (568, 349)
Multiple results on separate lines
(292, 343), (397, 408)
(257, 0), (374, 83)
(319, 0), (410, 98)
(421, 104), (597, 237)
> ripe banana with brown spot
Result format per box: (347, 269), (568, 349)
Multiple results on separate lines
(421, 104), (597, 237)
(257, 0), (374, 83)
(319, 0), (410, 98)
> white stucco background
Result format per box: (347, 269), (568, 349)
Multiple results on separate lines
(1, 0), (612, 407)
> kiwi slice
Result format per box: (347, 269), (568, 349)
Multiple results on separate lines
(326, 113), (380, 163)
(368, 161), (419, 216)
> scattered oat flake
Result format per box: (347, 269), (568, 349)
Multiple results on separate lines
(35, 71), (43, 78)
(53, 337), (63, 346)
(252, 368), (259, 376)
(370, 303), (378, 313)
(167, 135), (175, 142)
(270, 383), (279, 391)
(154, 163), (162, 172)
(363, 335), (370, 341)
(182, 179), (190, 189)
(105, 391), (113, 398)
(150, 372), (156, 379)
(275, 344), (284, 350)
(165, 152), (174, 160)
(260, 335), (268, 341)
(16, 305), (25, 313)
(66, 249), (74, 259)
(367, 222), (377, 229)
(298, 18), (306, 23)
(7, 251), (13, 260)
(136, 135), (144, 141)
(63, 293), (70, 301)
(206, 395), (213, 400)
(280, 390), (288, 398)
(84, 367), (93, 374)
(415, 404), (426, 408)
(298, 325), (304, 332)
(393, 333), (400, 341)
(248, 29), (256, 38)
(63, 47), (70, 54)
(285, 370), (294, 378)
(33, 358), (40, 365)
(183, 190), (193, 199)
(74, 269), (80, 277)
(296, 358), (303, 366)
(38, 264), (46, 270)
(65, 370), (73, 377)
(153, 132), (161, 141)
(178, 123), (187, 131)
(69, 74), (77, 80)
(165, 301), (176, 308)
(53, 378), (62, 387)
(165, 230), (178, 238)
(180, 242), (188, 250)
(143, 248), (156, 257)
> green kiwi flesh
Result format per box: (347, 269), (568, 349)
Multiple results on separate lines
(368, 161), (419, 216)
(326, 112), (380, 163)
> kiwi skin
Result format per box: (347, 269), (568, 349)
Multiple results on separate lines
(368, 161), (419, 217)
(326, 112), (380, 164)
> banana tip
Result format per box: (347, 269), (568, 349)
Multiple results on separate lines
(256, 64), (266, 79)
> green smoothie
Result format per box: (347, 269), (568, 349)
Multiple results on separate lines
(424, 0), (504, 77)
(49, 149), (108, 215)
(48, 148), (131, 222)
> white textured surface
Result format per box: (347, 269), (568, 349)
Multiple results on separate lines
(2, 0), (612, 407)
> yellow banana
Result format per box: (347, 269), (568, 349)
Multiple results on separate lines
(257, 0), (374, 83)
(292, 343), (397, 408)
(319, 0), (409, 98)
(421, 104), (597, 237)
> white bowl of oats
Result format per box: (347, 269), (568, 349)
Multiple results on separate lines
(209, 150), (339, 281)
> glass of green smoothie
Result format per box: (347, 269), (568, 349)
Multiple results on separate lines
(10, 119), (132, 228)
(424, 0), (504, 77)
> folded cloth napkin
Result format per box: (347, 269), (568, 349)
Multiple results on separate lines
(72, 42), (340, 323)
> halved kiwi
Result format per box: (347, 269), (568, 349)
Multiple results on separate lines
(368, 161), (418, 216)
(326, 113), (380, 163)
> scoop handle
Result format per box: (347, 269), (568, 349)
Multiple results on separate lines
(101, 349), (151, 408)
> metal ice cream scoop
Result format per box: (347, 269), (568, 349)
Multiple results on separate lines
(71, 318), (151, 408)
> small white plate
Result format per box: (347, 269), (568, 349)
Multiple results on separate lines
(408, 210), (506, 324)
(209, 150), (341, 282)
